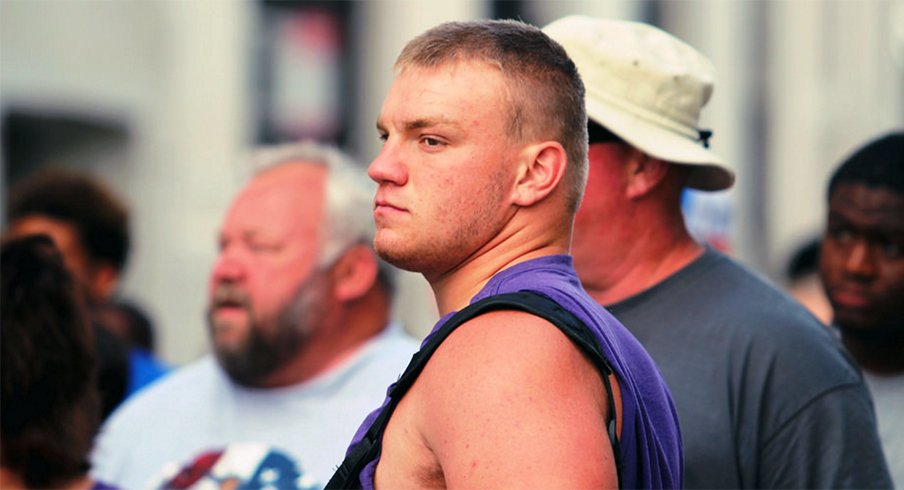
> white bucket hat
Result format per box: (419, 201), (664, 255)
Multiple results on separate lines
(544, 15), (735, 191)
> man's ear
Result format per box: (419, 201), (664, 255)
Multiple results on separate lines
(330, 244), (379, 302)
(512, 141), (568, 206)
(625, 148), (670, 199)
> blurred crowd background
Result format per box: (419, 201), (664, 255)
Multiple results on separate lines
(2, 0), (903, 366)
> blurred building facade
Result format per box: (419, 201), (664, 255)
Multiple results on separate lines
(2, 0), (902, 364)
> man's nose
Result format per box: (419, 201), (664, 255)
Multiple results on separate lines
(211, 249), (245, 284)
(368, 139), (408, 186)
(844, 239), (878, 280)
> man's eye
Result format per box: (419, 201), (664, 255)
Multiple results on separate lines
(378, 132), (388, 144)
(421, 136), (444, 148)
(879, 240), (904, 259)
(249, 242), (280, 253)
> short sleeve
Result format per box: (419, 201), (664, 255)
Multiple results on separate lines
(759, 382), (893, 489)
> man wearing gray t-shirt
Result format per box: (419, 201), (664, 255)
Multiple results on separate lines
(545, 16), (892, 488)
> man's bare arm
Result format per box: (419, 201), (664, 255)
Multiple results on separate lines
(412, 309), (618, 488)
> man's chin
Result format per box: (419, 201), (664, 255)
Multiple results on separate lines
(375, 241), (442, 274)
(209, 312), (248, 340)
(835, 310), (882, 334)
(216, 356), (259, 386)
(211, 336), (240, 356)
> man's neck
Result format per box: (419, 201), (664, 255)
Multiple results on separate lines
(841, 327), (904, 376)
(578, 207), (704, 306)
(428, 213), (570, 316)
(256, 289), (392, 388)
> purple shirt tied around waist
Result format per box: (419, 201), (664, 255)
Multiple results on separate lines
(342, 255), (683, 489)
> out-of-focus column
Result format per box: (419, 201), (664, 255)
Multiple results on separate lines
(130, 0), (253, 363)
(527, 0), (641, 26)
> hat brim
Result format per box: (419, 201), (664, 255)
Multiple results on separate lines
(587, 96), (735, 191)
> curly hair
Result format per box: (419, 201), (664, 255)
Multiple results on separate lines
(7, 168), (130, 272)
(1, 235), (100, 488)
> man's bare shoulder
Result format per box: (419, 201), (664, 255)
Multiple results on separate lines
(398, 310), (616, 488)
(422, 310), (604, 394)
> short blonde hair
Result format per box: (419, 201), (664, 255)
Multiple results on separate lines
(396, 20), (589, 213)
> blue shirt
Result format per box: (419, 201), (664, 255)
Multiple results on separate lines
(126, 348), (170, 396)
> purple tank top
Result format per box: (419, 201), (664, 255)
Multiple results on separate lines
(343, 255), (683, 489)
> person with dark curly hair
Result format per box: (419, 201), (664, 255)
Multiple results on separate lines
(6, 168), (129, 304)
(5, 168), (167, 418)
(0, 235), (116, 490)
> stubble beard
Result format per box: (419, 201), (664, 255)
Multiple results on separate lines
(207, 274), (328, 387)
(375, 165), (510, 276)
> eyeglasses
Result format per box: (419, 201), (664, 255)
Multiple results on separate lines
(588, 120), (623, 145)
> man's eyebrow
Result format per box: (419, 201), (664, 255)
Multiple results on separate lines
(405, 117), (461, 131)
(375, 117), (463, 133)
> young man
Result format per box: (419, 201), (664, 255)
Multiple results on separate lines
(819, 132), (904, 486)
(91, 142), (419, 489)
(337, 20), (681, 489)
(545, 15), (892, 488)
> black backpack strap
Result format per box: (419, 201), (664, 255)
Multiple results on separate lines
(325, 290), (623, 489)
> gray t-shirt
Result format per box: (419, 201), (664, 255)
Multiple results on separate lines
(607, 249), (892, 489)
